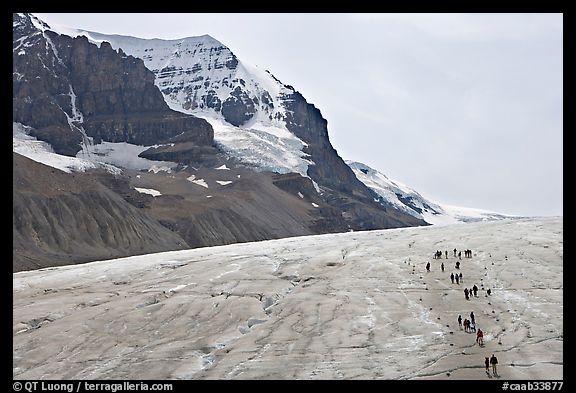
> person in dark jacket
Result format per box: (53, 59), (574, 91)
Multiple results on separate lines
(485, 357), (490, 373)
(490, 354), (498, 376)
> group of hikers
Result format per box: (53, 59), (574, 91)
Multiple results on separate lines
(434, 248), (473, 260)
(426, 247), (499, 377)
(458, 311), (484, 340)
(464, 284), (479, 300)
(450, 272), (462, 284)
(458, 313), (477, 333)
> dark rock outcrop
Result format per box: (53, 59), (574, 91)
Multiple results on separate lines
(138, 143), (222, 167)
(283, 91), (366, 195)
(83, 112), (213, 146)
(13, 14), (83, 156)
(221, 86), (256, 126)
(13, 13), (214, 156)
(62, 37), (168, 116)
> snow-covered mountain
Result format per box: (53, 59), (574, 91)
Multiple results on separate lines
(41, 23), (517, 229)
(46, 26), (311, 177)
(19, 13), (410, 223)
(13, 13), (427, 271)
(346, 161), (518, 225)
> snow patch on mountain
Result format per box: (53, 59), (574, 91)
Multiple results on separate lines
(13, 120), (178, 176)
(27, 13), (51, 33)
(134, 187), (162, 197)
(76, 142), (178, 173)
(13, 122), (120, 175)
(346, 160), (517, 225)
(200, 114), (311, 177)
(186, 175), (209, 188)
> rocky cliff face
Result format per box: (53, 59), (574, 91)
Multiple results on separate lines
(82, 112), (213, 146)
(283, 93), (372, 195)
(282, 91), (427, 230)
(13, 13), (213, 156)
(13, 14), (83, 156)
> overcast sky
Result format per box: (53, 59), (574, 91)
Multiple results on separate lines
(35, 13), (563, 217)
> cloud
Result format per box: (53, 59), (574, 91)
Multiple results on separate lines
(350, 13), (562, 41)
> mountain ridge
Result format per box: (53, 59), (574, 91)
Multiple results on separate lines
(346, 160), (522, 225)
(61, 25), (424, 228)
(13, 13), (427, 272)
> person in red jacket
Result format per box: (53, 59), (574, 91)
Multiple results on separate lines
(476, 329), (484, 346)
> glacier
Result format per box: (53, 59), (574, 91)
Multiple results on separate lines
(13, 217), (562, 379)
